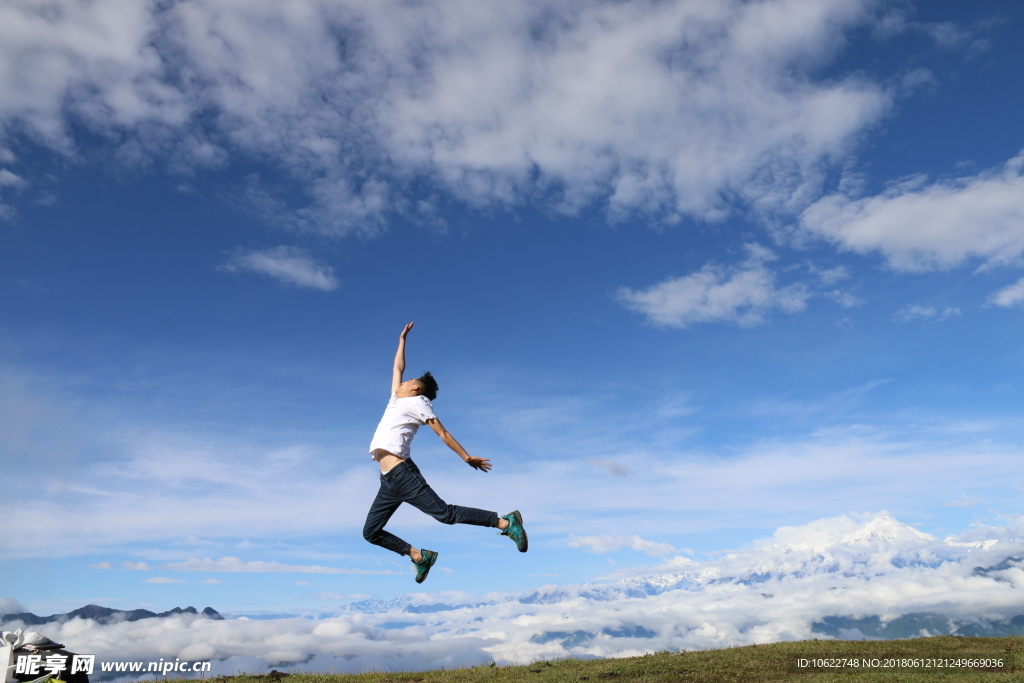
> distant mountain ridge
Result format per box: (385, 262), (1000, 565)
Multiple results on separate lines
(0, 604), (223, 626)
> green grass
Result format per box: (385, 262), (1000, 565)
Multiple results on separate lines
(188, 637), (1023, 683)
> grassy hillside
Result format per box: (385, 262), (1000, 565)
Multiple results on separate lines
(188, 636), (1021, 682)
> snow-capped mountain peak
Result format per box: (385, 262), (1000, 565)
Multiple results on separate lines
(837, 514), (935, 546)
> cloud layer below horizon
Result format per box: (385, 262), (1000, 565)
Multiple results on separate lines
(5, 512), (1024, 679)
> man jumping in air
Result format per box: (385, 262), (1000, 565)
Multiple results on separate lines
(363, 322), (528, 583)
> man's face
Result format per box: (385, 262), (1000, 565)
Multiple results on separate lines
(396, 379), (422, 397)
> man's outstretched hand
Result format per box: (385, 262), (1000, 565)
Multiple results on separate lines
(400, 321), (414, 339)
(466, 456), (492, 472)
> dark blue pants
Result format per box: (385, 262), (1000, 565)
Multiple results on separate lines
(362, 459), (499, 556)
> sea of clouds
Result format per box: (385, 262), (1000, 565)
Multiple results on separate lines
(5, 512), (1024, 679)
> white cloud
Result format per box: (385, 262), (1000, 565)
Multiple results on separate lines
(220, 246), (339, 291)
(893, 305), (961, 322)
(617, 245), (811, 328)
(0, 169), (26, 188)
(0, 0), (892, 230)
(88, 561), (112, 570)
(813, 265), (850, 285)
(0, 597), (24, 614)
(5, 376), (1024, 563)
(921, 21), (982, 50)
(121, 561), (152, 571)
(0, 0), (183, 147)
(143, 577), (183, 584)
(7, 513), (1024, 677)
(201, 578), (227, 584)
(824, 290), (861, 308)
(0, 168), (27, 221)
(163, 557), (401, 575)
(988, 276), (1024, 308)
(568, 534), (680, 557)
(894, 305), (934, 321)
(1, 367), (1019, 578)
(801, 151), (1024, 271)
(0, 416), (394, 558)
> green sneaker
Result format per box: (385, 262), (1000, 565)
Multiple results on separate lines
(499, 510), (528, 552)
(413, 549), (438, 584)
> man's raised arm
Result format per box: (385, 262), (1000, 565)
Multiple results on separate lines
(392, 322), (414, 394)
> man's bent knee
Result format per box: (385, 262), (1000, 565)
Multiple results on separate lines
(432, 505), (458, 525)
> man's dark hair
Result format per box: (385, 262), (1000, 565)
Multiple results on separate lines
(417, 371), (438, 401)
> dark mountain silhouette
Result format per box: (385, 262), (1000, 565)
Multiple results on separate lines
(972, 556), (1023, 578)
(0, 604), (223, 626)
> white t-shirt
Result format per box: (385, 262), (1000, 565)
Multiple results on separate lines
(368, 392), (437, 460)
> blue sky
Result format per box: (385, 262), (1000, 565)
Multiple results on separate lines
(3, 0), (1024, 627)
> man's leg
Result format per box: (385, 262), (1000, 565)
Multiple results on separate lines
(364, 464), (442, 582)
(396, 463), (527, 552)
(362, 478), (414, 557)
(393, 461), (499, 528)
